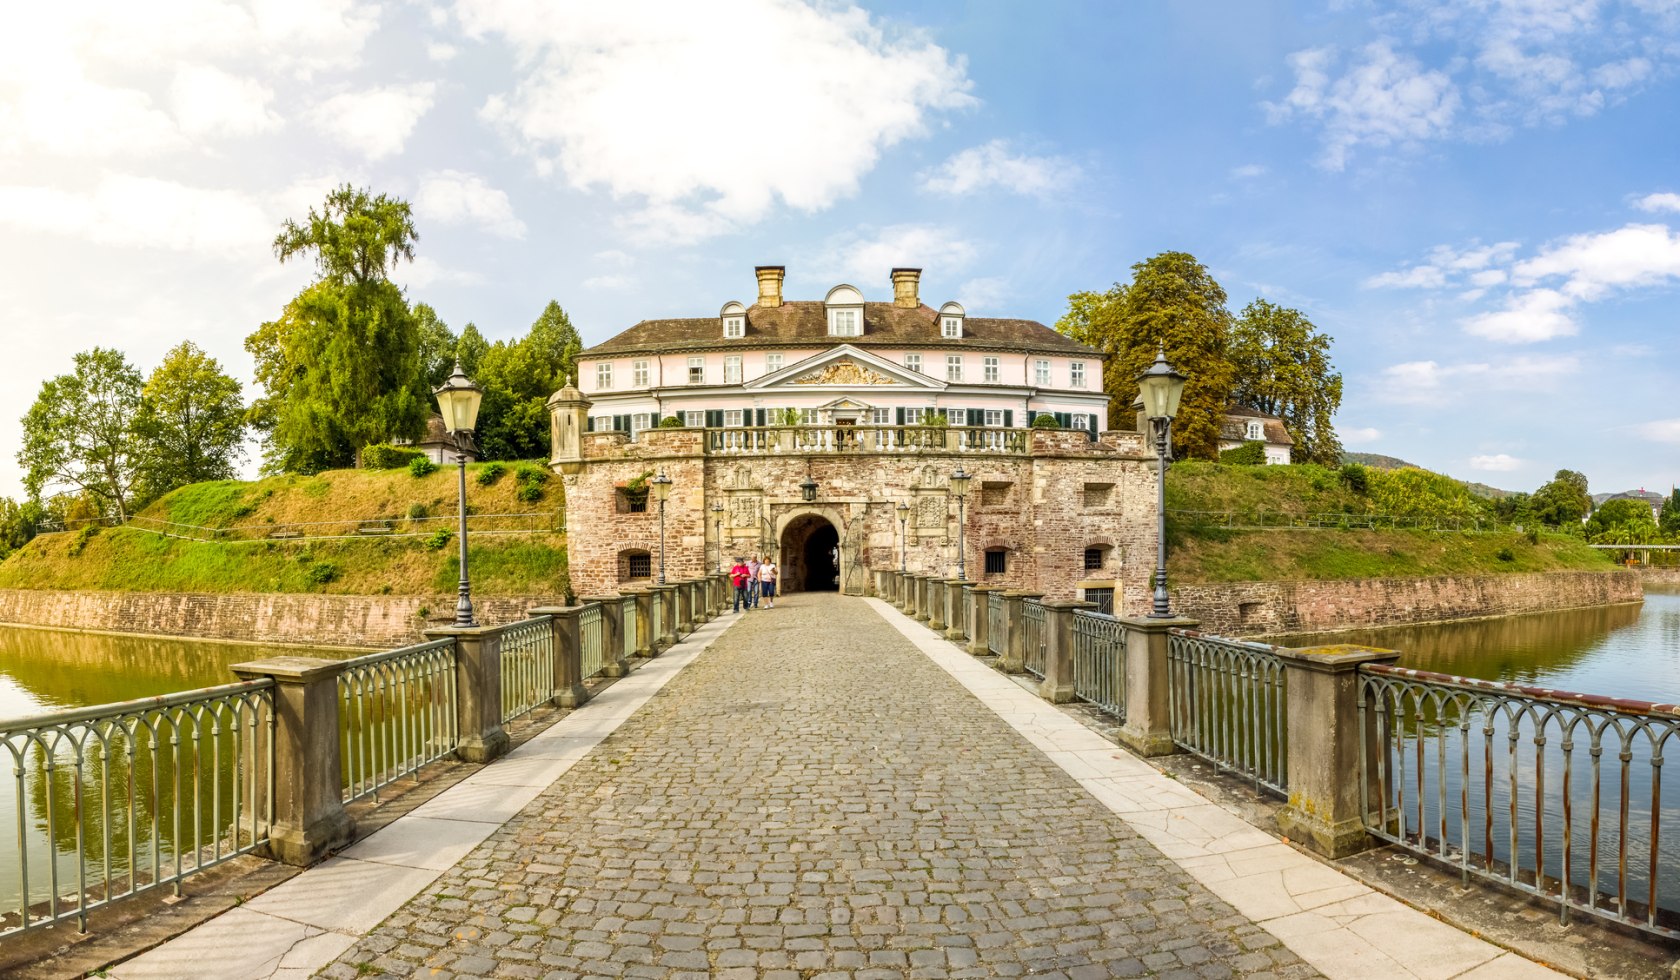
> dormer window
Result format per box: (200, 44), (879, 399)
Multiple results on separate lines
(939, 301), (965, 339)
(1246, 420), (1263, 440)
(825, 284), (865, 337)
(720, 301), (746, 339)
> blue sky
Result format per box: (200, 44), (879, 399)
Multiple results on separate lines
(2, 0), (1678, 501)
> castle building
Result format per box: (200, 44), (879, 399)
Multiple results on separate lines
(550, 266), (1159, 615)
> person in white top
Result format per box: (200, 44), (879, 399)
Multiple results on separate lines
(758, 557), (778, 608)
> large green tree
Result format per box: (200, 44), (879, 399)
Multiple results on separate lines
(0, 496), (46, 559)
(1230, 300), (1343, 465)
(248, 185), (428, 472)
(1660, 488), (1680, 536)
(135, 341), (246, 497)
(1056, 251), (1236, 459)
(1531, 469), (1592, 528)
(19, 348), (146, 520)
(472, 302), (584, 460)
(1585, 498), (1658, 542)
(414, 303), (459, 391)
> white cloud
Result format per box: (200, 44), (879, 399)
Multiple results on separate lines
(1365, 264), (1448, 289)
(308, 83), (437, 160)
(397, 255), (484, 289)
(956, 276), (1008, 311)
(1635, 192), (1680, 213)
(427, 41), (458, 62)
(1469, 453), (1524, 472)
(1379, 355), (1579, 403)
(1511, 223), (1680, 300)
(1634, 418), (1680, 444)
(919, 140), (1079, 197)
(817, 224), (979, 285)
(582, 274), (633, 291)
(1462, 287), (1577, 342)
(0, 175), (273, 253)
(1231, 164), (1267, 179)
(415, 170), (526, 239)
(1341, 426), (1382, 446)
(1265, 42), (1459, 170)
(460, 0), (975, 240)
(171, 65), (281, 137)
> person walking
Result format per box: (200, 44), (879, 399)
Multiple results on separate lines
(746, 554), (762, 609)
(730, 557), (752, 613)
(758, 556), (778, 609)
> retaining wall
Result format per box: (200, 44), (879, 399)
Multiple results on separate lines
(1130, 569), (1644, 637)
(0, 590), (556, 648)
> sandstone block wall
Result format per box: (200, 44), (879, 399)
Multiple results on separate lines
(1131, 569), (1645, 637)
(0, 590), (557, 649)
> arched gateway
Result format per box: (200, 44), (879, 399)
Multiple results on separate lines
(780, 513), (840, 593)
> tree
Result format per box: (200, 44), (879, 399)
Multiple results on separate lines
(1585, 498), (1658, 542)
(1056, 251), (1236, 459)
(1661, 488), (1680, 536)
(249, 185), (429, 472)
(1230, 300), (1343, 465)
(0, 497), (46, 559)
(135, 341), (246, 497)
(1531, 470), (1591, 528)
(414, 304), (459, 391)
(527, 300), (583, 386)
(455, 323), (489, 378)
(19, 348), (146, 520)
(471, 302), (585, 460)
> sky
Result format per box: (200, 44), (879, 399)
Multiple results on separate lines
(2, 0), (1678, 501)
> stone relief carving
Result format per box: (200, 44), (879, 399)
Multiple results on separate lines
(920, 465), (941, 488)
(916, 495), (946, 529)
(791, 358), (893, 386)
(733, 466), (753, 489)
(729, 496), (759, 528)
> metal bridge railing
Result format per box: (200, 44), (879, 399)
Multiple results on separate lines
(1021, 599), (1047, 678)
(623, 595), (640, 657)
(986, 591), (1007, 656)
(499, 618), (554, 724)
(580, 603), (605, 679)
(337, 639), (458, 805)
(1072, 610), (1126, 721)
(0, 681), (276, 936)
(1359, 665), (1680, 940)
(1167, 629), (1289, 794)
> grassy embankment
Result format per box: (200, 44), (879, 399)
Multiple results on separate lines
(1164, 461), (1616, 583)
(0, 464), (567, 596)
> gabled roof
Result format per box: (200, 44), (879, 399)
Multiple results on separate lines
(1218, 407), (1295, 447)
(743, 344), (945, 390)
(581, 301), (1097, 358)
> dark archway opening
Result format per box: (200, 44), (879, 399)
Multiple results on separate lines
(781, 515), (840, 592)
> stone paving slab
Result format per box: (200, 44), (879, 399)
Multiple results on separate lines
(870, 598), (1561, 980)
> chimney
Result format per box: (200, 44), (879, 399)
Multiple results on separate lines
(890, 267), (921, 309)
(755, 265), (785, 308)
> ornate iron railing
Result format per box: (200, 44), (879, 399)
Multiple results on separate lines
(702, 425), (1029, 456)
(1021, 599), (1047, 678)
(1, 681), (275, 936)
(499, 617), (553, 724)
(987, 591), (1007, 656)
(337, 639), (457, 804)
(1358, 665), (1680, 939)
(1072, 610), (1126, 720)
(1167, 630), (1288, 794)
(579, 603), (605, 679)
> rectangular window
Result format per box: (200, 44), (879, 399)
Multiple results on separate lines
(632, 360), (649, 387)
(942, 317), (961, 338)
(688, 357), (704, 384)
(984, 549), (1007, 575)
(871, 408), (892, 424)
(982, 356), (999, 383)
(904, 353), (922, 374)
(684, 410), (703, 427)
(830, 310), (859, 336)
(596, 363), (613, 389)
(724, 316), (744, 338)
(724, 409), (744, 427)
(628, 553), (651, 577)
(800, 408), (820, 425)
(1072, 414), (1092, 431)
(1034, 359), (1050, 386)
(632, 412), (652, 433)
(1084, 547), (1105, 570)
(1070, 361), (1086, 388)
(904, 407), (924, 425)
(984, 409), (1003, 427)
(724, 355), (742, 384)
(946, 355), (963, 382)
(1082, 587), (1114, 616)
(765, 353), (784, 373)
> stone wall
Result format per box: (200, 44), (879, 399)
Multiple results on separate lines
(1637, 566), (1680, 587)
(558, 427), (1160, 609)
(0, 590), (558, 648)
(1133, 569), (1645, 637)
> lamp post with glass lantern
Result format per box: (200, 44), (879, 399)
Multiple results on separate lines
(1136, 348), (1187, 618)
(651, 471), (673, 584)
(897, 501), (910, 572)
(949, 467), (971, 579)
(433, 363), (485, 627)
(711, 503), (724, 573)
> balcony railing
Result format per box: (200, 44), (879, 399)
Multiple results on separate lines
(703, 425), (1031, 455)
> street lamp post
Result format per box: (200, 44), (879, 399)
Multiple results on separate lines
(1136, 348), (1187, 618)
(949, 468), (971, 579)
(897, 501), (910, 572)
(711, 503), (724, 573)
(433, 363), (485, 628)
(651, 471), (673, 584)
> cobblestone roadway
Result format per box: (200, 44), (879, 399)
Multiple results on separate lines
(323, 594), (1318, 979)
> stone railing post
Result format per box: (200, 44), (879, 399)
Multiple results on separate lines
(916, 575), (935, 624)
(530, 605), (589, 708)
(424, 624), (511, 763)
(1115, 616), (1197, 757)
(229, 657), (352, 866)
(943, 580), (973, 641)
(696, 579), (713, 623)
(874, 569), (892, 600)
(653, 583), (679, 646)
(927, 578), (948, 632)
(628, 587), (657, 656)
(902, 573), (919, 618)
(999, 590), (1043, 674)
(675, 580), (694, 633)
(1275, 644), (1402, 858)
(966, 585), (1000, 656)
(1039, 600), (1096, 703)
(579, 594), (631, 676)
(893, 572), (909, 612)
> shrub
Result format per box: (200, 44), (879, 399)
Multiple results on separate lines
(231, 502), (256, 519)
(1526, 527), (1541, 545)
(67, 524), (99, 557)
(658, 415), (684, 428)
(408, 456), (439, 478)
(773, 407), (803, 426)
(475, 462), (506, 486)
(1218, 440), (1266, 465)
(1338, 463), (1369, 494)
(407, 503), (428, 519)
(517, 481), (544, 503)
(1496, 546), (1516, 562)
(514, 464), (549, 501)
(307, 561), (339, 585)
(921, 411), (950, 427)
(1030, 413), (1060, 429)
(362, 444), (424, 469)
(426, 528), (452, 550)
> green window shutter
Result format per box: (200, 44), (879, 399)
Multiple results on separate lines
(1088, 414), (1100, 440)
(896, 407), (905, 425)
(755, 408), (766, 426)
(1003, 409), (1014, 427)
(706, 410), (723, 427)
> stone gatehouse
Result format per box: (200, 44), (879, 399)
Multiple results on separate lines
(547, 266), (1160, 613)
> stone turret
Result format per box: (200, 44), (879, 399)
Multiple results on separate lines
(547, 374), (592, 474)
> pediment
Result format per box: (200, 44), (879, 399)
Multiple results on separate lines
(744, 344), (945, 390)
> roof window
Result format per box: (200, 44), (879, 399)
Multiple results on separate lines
(939, 301), (965, 339)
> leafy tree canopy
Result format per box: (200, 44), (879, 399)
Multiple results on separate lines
(135, 341), (245, 498)
(19, 347), (146, 520)
(414, 303), (459, 391)
(1661, 488), (1680, 536)
(472, 302), (584, 461)
(273, 185), (417, 287)
(1367, 466), (1490, 523)
(1231, 300), (1343, 465)
(1531, 469), (1591, 527)
(1585, 497), (1658, 542)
